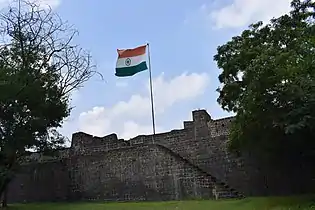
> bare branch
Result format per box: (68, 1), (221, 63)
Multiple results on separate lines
(0, 0), (102, 100)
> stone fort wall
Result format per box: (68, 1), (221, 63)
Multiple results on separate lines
(8, 110), (315, 203)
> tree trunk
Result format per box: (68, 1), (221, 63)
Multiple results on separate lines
(0, 184), (5, 207)
(0, 179), (9, 209)
(1, 183), (8, 208)
(0, 154), (17, 208)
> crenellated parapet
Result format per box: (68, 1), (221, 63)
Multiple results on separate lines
(21, 148), (71, 164)
(207, 117), (234, 138)
(22, 109), (234, 163)
(70, 132), (130, 154)
(68, 109), (234, 153)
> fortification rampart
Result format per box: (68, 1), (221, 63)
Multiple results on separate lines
(8, 109), (315, 203)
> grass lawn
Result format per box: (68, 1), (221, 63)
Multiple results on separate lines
(9, 196), (315, 210)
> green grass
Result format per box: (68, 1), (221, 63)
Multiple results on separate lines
(9, 196), (315, 210)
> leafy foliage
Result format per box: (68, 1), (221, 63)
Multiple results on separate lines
(214, 0), (315, 162)
(0, 1), (99, 205)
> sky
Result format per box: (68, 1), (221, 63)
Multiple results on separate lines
(2, 0), (293, 142)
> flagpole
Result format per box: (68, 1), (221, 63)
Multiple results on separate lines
(147, 43), (158, 194)
(147, 43), (156, 143)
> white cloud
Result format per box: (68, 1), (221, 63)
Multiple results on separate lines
(152, 72), (210, 112)
(210, 0), (291, 29)
(77, 72), (210, 139)
(79, 107), (112, 137)
(120, 121), (163, 140)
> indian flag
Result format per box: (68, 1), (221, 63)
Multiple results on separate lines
(115, 44), (148, 77)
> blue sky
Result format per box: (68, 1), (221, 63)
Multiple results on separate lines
(13, 0), (292, 140)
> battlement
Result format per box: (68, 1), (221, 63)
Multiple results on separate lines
(69, 109), (234, 153)
(22, 148), (71, 164)
(208, 116), (234, 137)
(21, 110), (234, 161)
(192, 109), (212, 125)
(71, 132), (130, 154)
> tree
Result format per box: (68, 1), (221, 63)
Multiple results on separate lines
(214, 0), (315, 163)
(0, 1), (100, 207)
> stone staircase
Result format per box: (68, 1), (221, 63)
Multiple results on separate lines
(154, 144), (244, 199)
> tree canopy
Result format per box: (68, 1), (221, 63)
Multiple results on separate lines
(0, 1), (100, 206)
(214, 0), (315, 162)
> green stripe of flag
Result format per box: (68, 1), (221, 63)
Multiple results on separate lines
(115, 61), (148, 77)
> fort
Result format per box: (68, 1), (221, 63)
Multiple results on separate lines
(8, 110), (315, 203)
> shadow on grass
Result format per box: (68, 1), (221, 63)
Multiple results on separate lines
(7, 195), (315, 210)
(261, 195), (315, 209)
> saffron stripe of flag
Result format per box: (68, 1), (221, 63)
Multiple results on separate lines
(115, 45), (148, 77)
